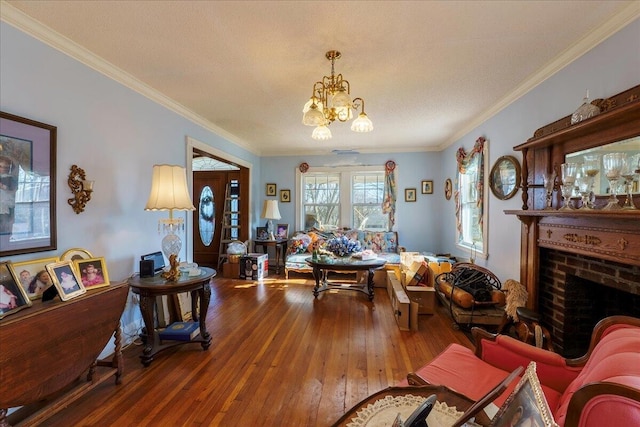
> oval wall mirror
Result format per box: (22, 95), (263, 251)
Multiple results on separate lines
(489, 155), (521, 200)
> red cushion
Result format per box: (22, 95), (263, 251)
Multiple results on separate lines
(404, 344), (561, 408)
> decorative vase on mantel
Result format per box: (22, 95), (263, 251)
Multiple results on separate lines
(570, 90), (600, 125)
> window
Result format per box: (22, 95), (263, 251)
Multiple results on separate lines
(456, 138), (488, 259)
(296, 166), (387, 231)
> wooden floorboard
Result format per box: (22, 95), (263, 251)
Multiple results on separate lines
(24, 274), (473, 426)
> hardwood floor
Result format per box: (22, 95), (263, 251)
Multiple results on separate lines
(29, 274), (472, 426)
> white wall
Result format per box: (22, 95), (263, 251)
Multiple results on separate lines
(0, 22), (260, 337)
(439, 19), (640, 281)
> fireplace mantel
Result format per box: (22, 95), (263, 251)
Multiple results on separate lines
(507, 85), (640, 311)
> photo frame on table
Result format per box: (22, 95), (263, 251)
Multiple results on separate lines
(73, 257), (110, 290)
(12, 256), (58, 300)
(276, 224), (289, 239)
(60, 247), (93, 262)
(0, 261), (32, 319)
(490, 362), (558, 427)
(266, 183), (277, 196)
(46, 261), (86, 301)
(421, 180), (433, 194)
(280, 189), (291, 203)
(0, 112), (57, 257)
(405, 188), (417, 202)
(256, 226), (269, 241)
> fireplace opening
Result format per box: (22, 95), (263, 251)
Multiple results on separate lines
(562, 276), (640, 357)
(538, 248), (640, 358)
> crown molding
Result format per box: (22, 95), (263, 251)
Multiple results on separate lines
(439, 2), (640, 152)
(0, 1), (261, 156)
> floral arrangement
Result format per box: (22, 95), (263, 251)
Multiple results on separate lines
(325, 235), (362, 257)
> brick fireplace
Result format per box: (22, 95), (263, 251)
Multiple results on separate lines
(506, 84), (640, 357)
(538, 248), (640, 357)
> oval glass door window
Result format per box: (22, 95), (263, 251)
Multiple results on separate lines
(198, 186), (214, 246)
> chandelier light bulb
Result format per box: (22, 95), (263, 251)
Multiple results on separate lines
(351, 112), (373, 133)
(302, 102), (326, 127)
(312, 125), (332, 140)
(332, 89), (352, 108)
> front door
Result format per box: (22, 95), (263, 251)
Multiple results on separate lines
(192, 170), (249, 268)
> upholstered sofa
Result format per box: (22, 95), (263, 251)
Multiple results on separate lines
(284, 229), (403, 280)
(399, 315), (640, 427)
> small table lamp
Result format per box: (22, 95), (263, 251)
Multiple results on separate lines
(145, 164), (195, 281)
(261, 200), (281, 240)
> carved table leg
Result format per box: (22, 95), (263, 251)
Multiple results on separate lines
(0, 408), (9, 427)
(313, 266), (321, 298)
(199, 283), (212, 350)
(139, 295), (156, 366)
(113, 324), (123, 384)
(367, 269), (375, 301)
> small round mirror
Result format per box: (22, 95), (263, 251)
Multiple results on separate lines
(489, 155), (521, 200)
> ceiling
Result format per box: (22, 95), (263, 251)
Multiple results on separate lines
(2, 1), (638, 156)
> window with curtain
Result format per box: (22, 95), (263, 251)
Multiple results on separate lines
(297, 166), (386, 231)
(455, 137), (488, 259)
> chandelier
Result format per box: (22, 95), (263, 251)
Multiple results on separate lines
(302, 50), (373, 140)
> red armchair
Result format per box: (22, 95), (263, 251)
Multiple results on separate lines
(401, 316), (640, 427)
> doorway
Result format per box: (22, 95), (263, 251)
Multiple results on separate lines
(189, 144), (250, 268)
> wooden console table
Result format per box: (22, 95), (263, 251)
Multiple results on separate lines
(1, 281), (129, 427)
(128, 267), (216, 366)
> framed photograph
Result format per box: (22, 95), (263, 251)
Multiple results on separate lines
(74, 257), (110, 290)
(405, 188), (417, 202)
(421, 180), (433, 194)
(12, 256), (58, 300)
(256, 226), (269, 240)
(0, 261), (32, 319)
(280, 189), (291, 203)
(46, 261), (86, 301)
(490, 362), (558, 427)
(0, 112), (57, 257)
(266, 183), (277, 196)
(60, 247), (93, 262)
(276, 224), (289, 239)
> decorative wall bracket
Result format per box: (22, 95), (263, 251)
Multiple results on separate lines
(68, 164), (93, 214)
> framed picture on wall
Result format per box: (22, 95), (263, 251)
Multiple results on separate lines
(421, 180), (433, 194)
(280, 189), (291, 203)
(405, 188), (417, 202)
(0, 112), (57, 257)
(266, 183), (276, 196)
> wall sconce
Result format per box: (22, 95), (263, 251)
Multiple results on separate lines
(68, 164), (94, 214)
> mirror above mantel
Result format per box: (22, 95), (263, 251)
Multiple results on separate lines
(566, 136), (640, 196)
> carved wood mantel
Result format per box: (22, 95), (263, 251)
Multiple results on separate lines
(506, 84), (640, 310)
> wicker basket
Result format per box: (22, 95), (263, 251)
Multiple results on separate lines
(227, 240), (247, 263)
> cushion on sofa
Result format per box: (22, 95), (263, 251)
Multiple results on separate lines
(399, 343), (562, 409)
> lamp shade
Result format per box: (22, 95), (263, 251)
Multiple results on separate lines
(261, 199), (281, 220)
(145, 164), (195, 211)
